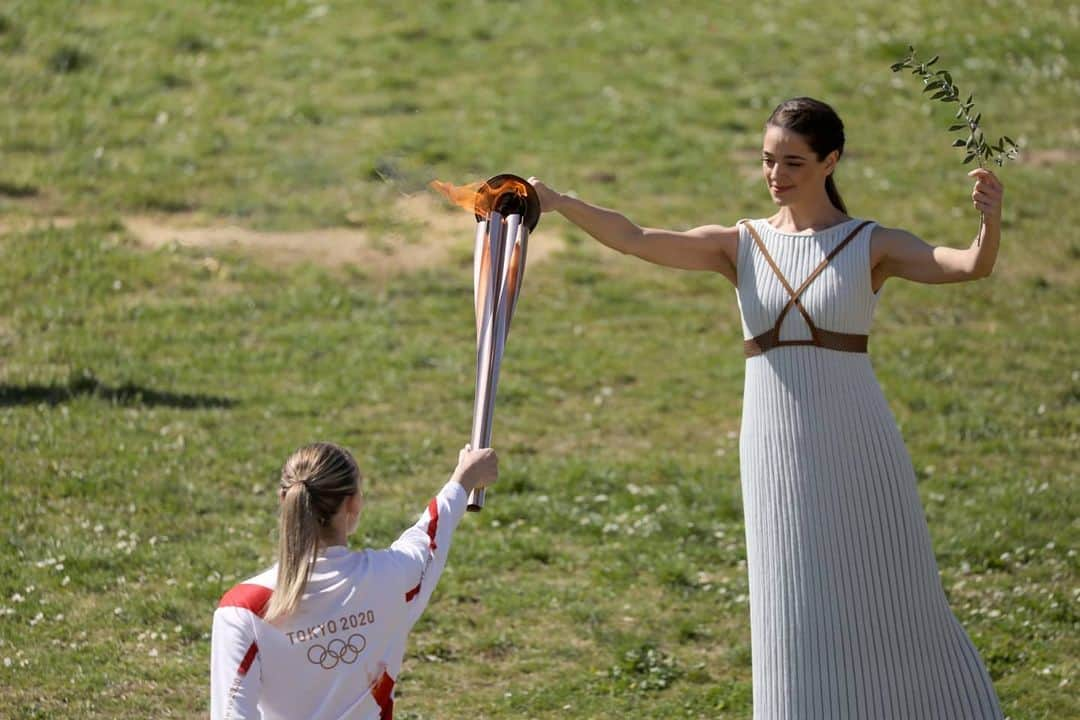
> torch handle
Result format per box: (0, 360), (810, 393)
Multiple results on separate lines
(466, 209), (530, 513)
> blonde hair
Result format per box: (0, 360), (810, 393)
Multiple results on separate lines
(264, 442), (360, 621)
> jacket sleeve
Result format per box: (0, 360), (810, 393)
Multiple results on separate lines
(382, 479), (468, 624)
(210, 606), (263, 720)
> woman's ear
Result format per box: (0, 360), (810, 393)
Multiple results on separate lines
(824, 149), (840, 176)
(347, 492), (363, 516)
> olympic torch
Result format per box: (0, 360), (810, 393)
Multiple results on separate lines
(432, 174), (539, 511)
(466, 174), (539, 511)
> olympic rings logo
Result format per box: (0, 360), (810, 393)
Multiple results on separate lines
(307, 634), (367, 670)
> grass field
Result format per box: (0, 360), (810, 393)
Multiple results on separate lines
(1, 1), (1077, 718)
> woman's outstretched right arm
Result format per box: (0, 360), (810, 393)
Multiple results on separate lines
(384, 447), (497, 626)
(528, 177), (738, 284)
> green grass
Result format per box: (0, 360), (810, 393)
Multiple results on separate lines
(1, 1), (1078, 718)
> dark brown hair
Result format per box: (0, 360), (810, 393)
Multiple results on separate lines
(766, 97), (848, 214)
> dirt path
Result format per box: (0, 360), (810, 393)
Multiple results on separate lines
(0, 193), (559, 274)
(124, 193), (557, 274)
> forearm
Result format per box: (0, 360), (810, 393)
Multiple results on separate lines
(398, 480), (467, 625)
(969, 216), (1000, 277)
(553, 194), (645, 255)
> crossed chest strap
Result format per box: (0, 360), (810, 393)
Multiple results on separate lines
(741, 220), (872, 359)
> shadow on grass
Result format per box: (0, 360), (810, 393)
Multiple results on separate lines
(0, 376), (236, 409)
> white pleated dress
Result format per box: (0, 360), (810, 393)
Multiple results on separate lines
(735, 218), (1002, 719)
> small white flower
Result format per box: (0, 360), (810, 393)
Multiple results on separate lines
(3, 657), (10, 667)
(114, 607), (123, 616)
(10, 594), (23, 604)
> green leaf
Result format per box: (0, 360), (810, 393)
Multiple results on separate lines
(965, 93), (973, 105)
(948, 123), (967, 131)
(942, 71), (953, 85)
(924, 82), (945, 93)
(926, 55), (939, 67)
(1004, 136), (1017, 147)
(952, 139), (967, 147)
(890, 62), (905, 72)
(973, 112), (982, 125)
(931, 90), (950, 100)
(963, 152), (977, 164)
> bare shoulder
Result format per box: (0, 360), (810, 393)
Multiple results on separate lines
(688, 223), (741, 262)
(870, 224), (918, 243)
(870, 224), (925, 263)
(695, 224), (740, 283)
(686, 223), (741, 240)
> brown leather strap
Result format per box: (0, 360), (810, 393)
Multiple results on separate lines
(740, 220), (873, 358)
(744, 327), (868, 358)
(741, 221), (820, 344)
(773, 221), (872, 333)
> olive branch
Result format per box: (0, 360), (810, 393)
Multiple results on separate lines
(891, 46), (1019, 168)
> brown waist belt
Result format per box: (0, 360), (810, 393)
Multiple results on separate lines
(744, 327), (868, 358)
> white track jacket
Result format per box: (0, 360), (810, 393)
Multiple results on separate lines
(211, 480), (467, 720)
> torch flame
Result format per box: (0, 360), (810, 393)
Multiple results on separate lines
(430, 177), (531, 220)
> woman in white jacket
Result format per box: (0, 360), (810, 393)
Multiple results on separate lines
(211, 442), (497, 720)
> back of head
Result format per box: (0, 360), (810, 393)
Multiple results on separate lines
(265, 442), (360, 621)
(767, 97), (848, 213)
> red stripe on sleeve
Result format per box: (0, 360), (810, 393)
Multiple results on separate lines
(372, 671), (395, 720)
(237, 641), (259, 676)
(425, 498), (439, 550)
(404, 497), (440, 602)
(219, 583), (274, 617)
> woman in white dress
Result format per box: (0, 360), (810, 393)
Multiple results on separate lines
(529, 97), (1005, 719)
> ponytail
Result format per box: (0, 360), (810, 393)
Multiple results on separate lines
(825, 175), (847, 214)
(265, 443), (360, 622)
(266, 483), (322, 620)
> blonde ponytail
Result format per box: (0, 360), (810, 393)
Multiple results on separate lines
(265, 443), (360, 621)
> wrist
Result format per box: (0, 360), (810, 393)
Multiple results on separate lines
(451, 470), (475, 493)
(549, 192), (571, 214)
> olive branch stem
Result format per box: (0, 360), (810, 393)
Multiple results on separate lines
(891, 46), (1019, 168)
